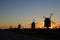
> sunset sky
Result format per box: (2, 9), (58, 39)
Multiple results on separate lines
(0, 0), (60, 29)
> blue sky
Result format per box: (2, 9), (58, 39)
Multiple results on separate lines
(0, 0), (60, 29)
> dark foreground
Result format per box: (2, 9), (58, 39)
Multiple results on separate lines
(0, 29), (60, 40)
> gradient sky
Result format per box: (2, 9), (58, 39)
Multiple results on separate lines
(0, 0), (60, 29)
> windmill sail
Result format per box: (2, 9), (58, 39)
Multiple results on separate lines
(50, 13), (53, 19)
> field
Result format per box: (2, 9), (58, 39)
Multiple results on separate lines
(0, 29), (60, 40)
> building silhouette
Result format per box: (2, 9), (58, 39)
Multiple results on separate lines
(31, 19), (36, 29)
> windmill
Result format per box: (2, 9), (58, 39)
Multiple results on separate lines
(31, 19), (36, 29)
(43, 13), (54, 29)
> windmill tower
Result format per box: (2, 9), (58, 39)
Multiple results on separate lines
(31, 19), (36, 29)
(43, 13), (53, 29)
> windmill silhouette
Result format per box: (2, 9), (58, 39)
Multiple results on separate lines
(31, 18), (40, 29)
(18, 23), (21, 29)
(43, 13), (54, 29)
(31, 19), (36, 29)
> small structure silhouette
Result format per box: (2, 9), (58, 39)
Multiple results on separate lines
(31, 19), (36, 29)
(18, 24), (21, 29)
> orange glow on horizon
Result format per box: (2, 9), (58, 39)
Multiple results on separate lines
(0, 22), (60, 29)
